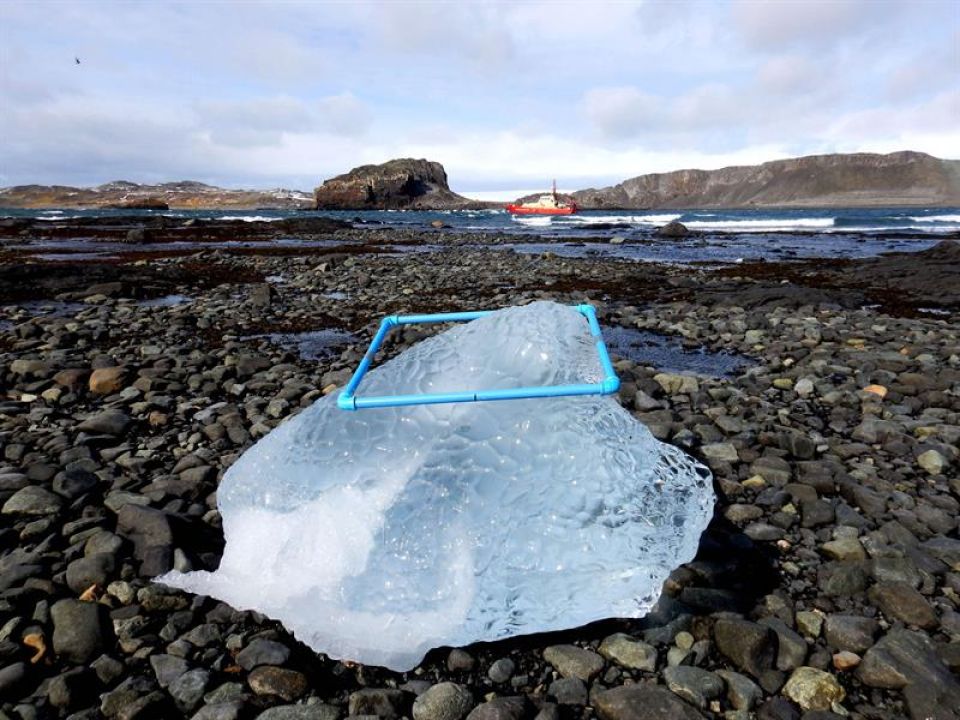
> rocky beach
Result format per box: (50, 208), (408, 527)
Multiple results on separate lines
(1, 216), (959, 720)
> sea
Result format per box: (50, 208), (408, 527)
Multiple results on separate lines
(3, 206), (959, 265)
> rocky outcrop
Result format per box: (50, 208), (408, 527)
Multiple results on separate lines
(314, 159), (476, 210)
(573, 151), (960, 209)
(0, 181), (313, 210)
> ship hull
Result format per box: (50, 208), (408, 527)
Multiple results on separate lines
(506, 204), (577, 215)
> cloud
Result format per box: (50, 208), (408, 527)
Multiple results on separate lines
(1, 0), (958, 189)
(731, 0), (888, 50)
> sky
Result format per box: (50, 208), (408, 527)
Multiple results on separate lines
(1, 0), (958, 198)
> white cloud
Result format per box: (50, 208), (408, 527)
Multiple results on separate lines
(1, 0), (958, 190)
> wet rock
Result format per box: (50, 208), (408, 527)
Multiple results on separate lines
(593, 684), (706, 720)
(542, 644), (604, 681)
(656, 221), (690, 238)
(782, 667), (845, 711)
(412, 683), (474, 720)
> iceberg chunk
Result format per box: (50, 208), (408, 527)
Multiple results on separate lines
(158, 301), (714, 671)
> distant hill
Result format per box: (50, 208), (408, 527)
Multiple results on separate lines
(314, 158), (489, 210)
(0, 181), (313, 210)
(570, 151), (960, 209)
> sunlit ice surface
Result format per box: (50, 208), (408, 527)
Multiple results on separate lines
(158, 302), (715, 670)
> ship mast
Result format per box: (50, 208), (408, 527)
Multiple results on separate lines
(552, 179), (557, 203)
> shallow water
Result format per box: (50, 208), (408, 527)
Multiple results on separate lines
(246, 328), (357, 361)
(603, 325), (755, 377)
(1, 299), (88, 319)
(138, 294), (192, 308)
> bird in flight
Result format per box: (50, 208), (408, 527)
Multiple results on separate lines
(75, 57), (80, 65)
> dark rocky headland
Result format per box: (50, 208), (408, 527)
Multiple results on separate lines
(0, 215), (959, 720)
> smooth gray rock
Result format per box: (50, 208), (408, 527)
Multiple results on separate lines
(487, 657), (515, 684)
(77, 410), (131, 436)
(237, 639), (291, 670)
(824, 615), (878, 654)
(412, 683), (474, 720)
(66, 553), (116, 593)
(663, 666), (724, 709)
(548, 677), (588, 705)
(543, 645), (604, 681)
(2, 485), (63, 515)
(598, 633), (658, 671)
(51, 599), (112, 664)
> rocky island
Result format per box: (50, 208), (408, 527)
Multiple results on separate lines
(313, 158), (485, 210)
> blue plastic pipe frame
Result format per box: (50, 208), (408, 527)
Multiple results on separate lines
(337, 304), (620, 411)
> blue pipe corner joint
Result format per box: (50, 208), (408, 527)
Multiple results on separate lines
(337, 304), (620, 410)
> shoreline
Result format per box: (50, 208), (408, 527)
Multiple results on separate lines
(1, 223), (958, 719)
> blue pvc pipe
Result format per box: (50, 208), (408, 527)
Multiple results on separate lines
(338, 303), (620, 411)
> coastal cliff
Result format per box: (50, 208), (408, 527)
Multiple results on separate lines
(314, 158), (479, 210)
(571, 151), (960, 209)
(0, 181), (313, 210)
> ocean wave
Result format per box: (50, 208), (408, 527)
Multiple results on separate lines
(683, 218), (835, 231)
(566, 213), (682, 225)
(908, 214), (960, 223)
(220, 215), (282, 222)
(512, 216), (553, 227)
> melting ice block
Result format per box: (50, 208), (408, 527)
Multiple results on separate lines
(158, 301), (714, 670)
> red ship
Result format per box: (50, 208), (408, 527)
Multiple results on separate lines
(506, 180), (577, 215)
